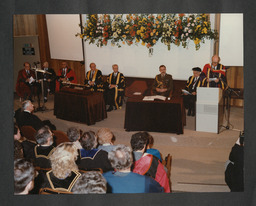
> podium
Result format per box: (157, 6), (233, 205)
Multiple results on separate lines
(196, 87), (224, 133)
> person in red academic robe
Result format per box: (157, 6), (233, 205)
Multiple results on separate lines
(55, 61), (77, 92)
(16, 62), (37, 101)
(202, 55), (227, 89)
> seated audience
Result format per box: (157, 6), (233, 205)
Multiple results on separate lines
(225, 132), (244, 192)
(72, 171), (107, 194)
(15, 100), (56, 131)
(145, 132), (162, 162)
(131, 132), (170, 193)
(42, 142), (81, 192)
(97, 128), (117, 152)
(78, 131), (113, 173)
(14, 158), (36, 195)
(32, 126), (55, 168)
(103, 144), (164, 193)
(67, 127), (82, 149)
(14, 140), (24, 160)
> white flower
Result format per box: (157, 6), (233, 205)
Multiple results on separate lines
(189, 29), (192, 33)
(194, 20), (196, 22)
(187, 37), (190, 40)
(113, 32), (118, 38)
(192, 23), (194, 26)
(187, 23), (190, 27)
(181, 34), (184, 38)
(186, 33), (188, 36)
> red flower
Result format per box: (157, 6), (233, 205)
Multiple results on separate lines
(174, 32), (179, 37)
(104, 26), (108, 31)
(179, 13), (185, 17)
(103, 32), (109, 38)
(103, 39), (107, 45)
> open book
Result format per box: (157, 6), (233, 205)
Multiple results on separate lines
(143, 95), (166, 101)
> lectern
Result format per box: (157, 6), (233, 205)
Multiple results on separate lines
(196, 87), (224, 133)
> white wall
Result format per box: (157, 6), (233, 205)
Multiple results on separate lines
(219, 13), (243, 66)
(46, 14), (84, 61)
(83, 14), (215, 80)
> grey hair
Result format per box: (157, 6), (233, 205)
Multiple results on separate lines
(35, 125), (52, 145)
(108, 144), (133, 170)
(22, 100), (31, 111)
(72, 171), (107, 194)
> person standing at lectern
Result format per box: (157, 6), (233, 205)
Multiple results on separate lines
(202, 55), (227, 89)
(84, 62), (104, 92)
(182, 67), (203, 116)
(105, 64), (125, 112)
(55, 61), (77, 92)
(152, 65), (173, 97)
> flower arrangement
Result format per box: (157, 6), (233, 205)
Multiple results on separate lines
(77, 13), (218, 50)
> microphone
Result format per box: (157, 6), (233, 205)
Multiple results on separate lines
(33, 61), (40, 65)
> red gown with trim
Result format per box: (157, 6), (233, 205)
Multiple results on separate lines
(55, 68), (77, 92)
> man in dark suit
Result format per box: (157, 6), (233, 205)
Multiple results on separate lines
(84, 62), (104, 92)
(105, 64), (125, 112)
(38, 61), (56, 102)
(15, 100), (56, 131)
(152, 65), (173, 97)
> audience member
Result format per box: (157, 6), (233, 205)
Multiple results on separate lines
(225, 132), (244, 192)
(14, 159), (36, 195)
(145, 132), (162, 162)
(72, 171), (107, 194)
(78, 131), (113, 173)
(67, 127), (82, 149)
(105, 64), (125, 111)
(84, 62), (104, 92)
(130, 132), (170, 193)
(42, 142), (81, 192)
(97, 128), (117, 152)
(32, 126), (55, 168)
(15, 62), (37, 101)
(152, 65), (173, 97)
(15, 100), (56, 131)
(103, 144), (164, 193)
(56, 61), (77, 92)
(14, 140), (24, 160)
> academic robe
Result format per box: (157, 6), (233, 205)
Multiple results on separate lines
(55, 68), (77, 92)
(16, 68), (37, 99)
(202, 63), (227, 89)
(84, 69), (104, 92)
(132, 153), (170, 193)
(105, 72), (125, 109)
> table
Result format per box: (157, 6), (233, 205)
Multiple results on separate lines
(124, 95), (186, 134)
(54, 87), (107, 125)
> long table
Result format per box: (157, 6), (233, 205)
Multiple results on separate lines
(54, 87), (107, 125)
(124, 96), (186, 134)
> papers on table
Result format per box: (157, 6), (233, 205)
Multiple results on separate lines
(29, 76), (35, 84)
(133, 92), (142, 95)
(182, 89), (192, 95)
(208, 77), (217, 82)
(143, 95), (166, 101)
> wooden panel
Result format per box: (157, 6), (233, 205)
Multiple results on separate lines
(13, 15), (38, 36)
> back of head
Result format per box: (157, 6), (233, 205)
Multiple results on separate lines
(22, 100), (31, 111)
(14, 140), (24, 160)
(130, 132), (148, 151)
(97, 128), (114, 145)
(108, 144), (133, 170)
(67, 127), (80, 142)
(72, 171), (106, 194)
(80, 131), (97, 150)
(35, 125), (52, 145)
(50, 142), (78, 179)
(14, 159), (35, 194)
(146, 132), (154, 148)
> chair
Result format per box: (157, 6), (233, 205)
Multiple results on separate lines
(20, 125), (37, 142)
(52, 130), (70, 146)
(39, 188), (73, 195)
(162, 154), (172, 192)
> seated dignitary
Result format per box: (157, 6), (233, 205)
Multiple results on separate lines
(78, 131), (113, 173)
(105, 64), (125, 111)
(84, 62), (104, 92)
(72, 171), (107, 194)
(16, 62), (37, 101)
(131, 132), (170, 193)
(145, 132), (162, 162)
(103, 144), (164, 193)
(32, 126), (55, 168)
(67, 127), (82, 150)
(37, 61), (56, 102)
(97, 128), (117, 153)
(42, 142), (82, 192)
(152, 65), (173, 97)
(182, 67), (203, 116)
(202, 55), (227, 89)
(14, 158), (36, 195)
(15, 100), (56, 131)
(55, 61), (77, 92)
